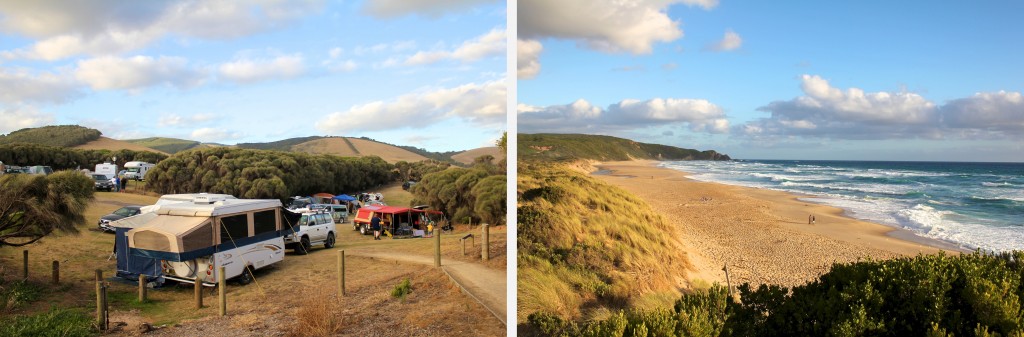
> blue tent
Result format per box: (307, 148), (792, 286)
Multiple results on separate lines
(114, 226), (163, 285)
(333, 194), (357, 202)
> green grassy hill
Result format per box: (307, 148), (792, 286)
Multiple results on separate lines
(519, 133), (730, 162)
(236, 136), (325, 151)
(123, 137), (201, 153)
(0, 125), (101, 147)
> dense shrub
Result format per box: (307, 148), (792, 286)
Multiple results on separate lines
(526, 252), (1024, 337)
(145, 147), (392, 199)
(0, 171), (94, 247)
(0, 143), (167, 170)
(519, 133), (730, 162)
(409, 159), (505, 224)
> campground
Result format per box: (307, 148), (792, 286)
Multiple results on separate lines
(0, 183), (506, 336)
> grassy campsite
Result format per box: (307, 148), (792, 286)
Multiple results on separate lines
(0, 126), (507, 336)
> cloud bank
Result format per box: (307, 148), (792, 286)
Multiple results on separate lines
(519, 97), (729, 134)
(316, 80), (505, 133)
(741, 75), (1024, 140)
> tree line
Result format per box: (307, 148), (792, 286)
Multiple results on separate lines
(145, 147), (393, 199)
(0, 143), (167, 170)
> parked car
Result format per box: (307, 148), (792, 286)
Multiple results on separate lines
(402, 180), (417, 190)
(328, 204), (349, 223)
(283, 208), (336, 254)
(98, 206), (142, 232)
(93, 174), (115, 191)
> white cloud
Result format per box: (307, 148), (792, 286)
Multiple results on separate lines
(0, 105), (56, 134)
(0, 68), (80, 104)
(519, 97), (728, 134)
(75, 55), (205, 90)
(707, 29), (742, 52)
(0, 1), (325, 60)
(219, 54), (306, 83)
(352, 41), (417, 56)
(517, 39), (542, 79)
(403, 28), (505, 66)
(190, 127), (243, 142)
(740, 75), (1024, 140)
(520, 0), (715, 54)
(361, 0), (499, 18)
(158, 113), (219, 127)
(941, 91), (1024, 132)
(316, 80), (505, 133)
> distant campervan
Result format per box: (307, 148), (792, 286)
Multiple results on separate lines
(123, 197), (286, 285)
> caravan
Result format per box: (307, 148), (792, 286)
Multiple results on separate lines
(122, 196), (286, 285)
(124, 161), (155, 181)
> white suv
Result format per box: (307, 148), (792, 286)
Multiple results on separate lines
(284, 209), (336, 254)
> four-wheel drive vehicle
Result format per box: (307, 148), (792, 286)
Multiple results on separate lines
(93, 174), (115, 191)
(99, 206), (142, 232)
(328, 204), (348, 223)
(282, 209), (336, 254)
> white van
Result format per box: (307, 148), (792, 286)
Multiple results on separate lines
(124, 196), (286, 285)
(95, 162), (118, 176)
(124, 161), (155, 180)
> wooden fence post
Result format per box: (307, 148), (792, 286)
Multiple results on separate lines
(482, 224), (490, 261)
(195, 277), (203, 309)
(434, 228), (441, 267)
(52, 261), (59, 285)
(22, 250), (28, 280)
(95, 269), (105, 330)
(338, 250), (346, 297)
(218, 266), (226, 316)
(138, 274), (147, 302)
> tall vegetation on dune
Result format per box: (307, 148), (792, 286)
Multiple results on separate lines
(145, 147), (392, 199)
(0, 125), (101, 148)
(0, 143), (167, 170)
(529, 252), (1024, 337)
(0, 171), (94, 247)
(394, 160), (451, 182)
(517, 162), (691, 322)
(410, 157), (505, 225)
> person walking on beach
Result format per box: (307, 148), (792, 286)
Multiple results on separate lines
(812, 215), (816, 224)
(371, 212), (382, 240)
(808, 214), (812, 224)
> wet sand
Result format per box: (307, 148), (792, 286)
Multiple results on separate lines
(592, 160), (962, 288)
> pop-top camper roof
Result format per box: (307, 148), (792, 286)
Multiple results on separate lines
(126, 198), (282, 261)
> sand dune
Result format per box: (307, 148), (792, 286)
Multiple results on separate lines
(592, 160), (957, 289)
(451, 146), (505, 164)
(73, 137), (169, 155)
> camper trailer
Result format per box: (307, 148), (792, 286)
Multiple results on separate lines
(124, 161), (155, 180)
(124, 196), (286, 285)
(95, 162), (117, 176)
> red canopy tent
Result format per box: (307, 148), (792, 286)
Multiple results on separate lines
(353, 205), (443, 238)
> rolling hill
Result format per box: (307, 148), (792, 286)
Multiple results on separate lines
(291, 137), (428, 163)
(123, 137), (202, 153)
(519, 133), (731, 162)
(451, 146), (505, 164)
(0, 125), (101, 147)
(73, 137), (169, 155)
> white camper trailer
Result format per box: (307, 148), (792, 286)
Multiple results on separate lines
(124, 161), (155, 180)
(95, 162), (117, 176)
(125, 196), (285, 285)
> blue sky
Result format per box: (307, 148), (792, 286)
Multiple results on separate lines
(0, 0), (506, 152)
(518, 1), (1024, 162)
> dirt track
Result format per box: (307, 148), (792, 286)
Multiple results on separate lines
(345, 250), (507, 325)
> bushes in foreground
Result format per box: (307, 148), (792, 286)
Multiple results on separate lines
(527, 252), (1024, 337)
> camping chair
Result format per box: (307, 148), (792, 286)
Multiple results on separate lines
(397, 223), (413, 237)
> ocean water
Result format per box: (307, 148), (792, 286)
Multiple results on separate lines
(659, 160), (1024, 252)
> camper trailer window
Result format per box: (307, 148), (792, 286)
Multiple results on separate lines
(253, 210), (277, 235)
(219, 214), (249, 244)
(182, 222), (214, 251)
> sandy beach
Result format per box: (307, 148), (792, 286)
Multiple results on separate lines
(591, 160), (962, 289)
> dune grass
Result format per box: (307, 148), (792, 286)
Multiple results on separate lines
(517, 162), (692, 323)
